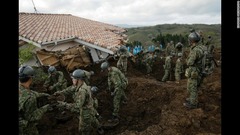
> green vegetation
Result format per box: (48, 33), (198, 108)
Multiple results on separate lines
(125, 24), (221, 49)
(19, 43), (36, 65)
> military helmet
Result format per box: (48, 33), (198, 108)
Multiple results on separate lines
(176, 42), (183, 48)
(48, 66), (56, 74)
(71, 69), (85, 79)
(119, 46), (127, 52)
(19, 65), (35, 78)
(101, 62), (109, 71)
(188, 30), (200, 43)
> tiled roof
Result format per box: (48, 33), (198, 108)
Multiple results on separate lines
(19, 12), (127, 51)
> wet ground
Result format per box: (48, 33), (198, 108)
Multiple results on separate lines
(34, 49), (221, 135)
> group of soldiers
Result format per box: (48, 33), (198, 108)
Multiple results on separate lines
(116, 29), (216, 110)
(19, 29), (216, 135)
(128, 40), (185, 84)
(19, 58), (128, 134)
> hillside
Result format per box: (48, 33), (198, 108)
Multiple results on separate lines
(125, 24), (221, 48)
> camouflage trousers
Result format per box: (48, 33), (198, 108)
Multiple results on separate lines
(79, 109), (100, 135)
(112, 86), (127, 117)
(175, 69), (182, 81)
(117, 60), (127, 74)
(187, 78), (198, 106)
(162, 69), (170, 81)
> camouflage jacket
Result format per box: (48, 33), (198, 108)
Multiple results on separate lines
(175, 58), (184, 73)
(118, 51), (129, 62)
(108, 67), (128, 91)
(43, 71), (67, 88)
(19, 85), (49, 124)
(57, 82), (95, 113)
(166, 44), (175, 56)
(164, 56), (172, 70)
(186, 43), (204, 71)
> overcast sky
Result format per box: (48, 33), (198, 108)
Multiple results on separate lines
(19, 0), (221, 26)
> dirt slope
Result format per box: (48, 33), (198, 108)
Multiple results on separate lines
(36, 50), (221, 135)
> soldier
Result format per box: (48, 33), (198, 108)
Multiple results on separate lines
(183, 29), (205, 109)
(53, 69), (104, 135)
(161, 55), (173, 82)
(175, 53), (184, 84)
(101, 62), (128, 123)
(165, 41), (175, 56)
(205, 35), (214, 52)
(143, 50), (155, 75)
(43, 66), (67, 93)
(117, 46), (129, 75)
(19, 65), (52, 135)
(175, 42), (184, 55)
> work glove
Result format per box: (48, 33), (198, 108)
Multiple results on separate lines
(91, 86), (98, 93)
(41, 93), (50, 97)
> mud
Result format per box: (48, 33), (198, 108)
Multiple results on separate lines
(35, 49), (221, 135)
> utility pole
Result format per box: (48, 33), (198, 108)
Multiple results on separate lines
(31, 0), (38, 13)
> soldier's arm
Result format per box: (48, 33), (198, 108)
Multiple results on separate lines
(117, 69), (128, 84)
(43, 76), (51, 88)
(112, 75), (122, 94)
(187, 50), (197, 66)
(32, 90), (50, 98)
(56, 101), (74, 112)
(71, 90), (85, 113)
(55, 85), (75, 97)
(25, 101), (48, 122)
(52, 72), (65, 88)
(57, 71), (66, 83)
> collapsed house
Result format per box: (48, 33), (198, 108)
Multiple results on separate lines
(19, 12), (128, 71)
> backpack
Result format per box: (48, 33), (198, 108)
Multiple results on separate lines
(198, 44), (216, 76)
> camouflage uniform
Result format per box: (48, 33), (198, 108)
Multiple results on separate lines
(117, 51), (129, 75)
(144, 53), (154, 74)
(165, 42), (175, 56)
(56, 82), (100, 135)
(108, 67), (128, 117)
(162, 56), (172, 82)
(43, 71), (67, 93)
(175, 57), (184, 82)
(19, 85), (50, 135)
(185, 42), (204, 106)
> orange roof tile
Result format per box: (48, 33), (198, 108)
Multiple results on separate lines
(19, 12), (126, 51)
